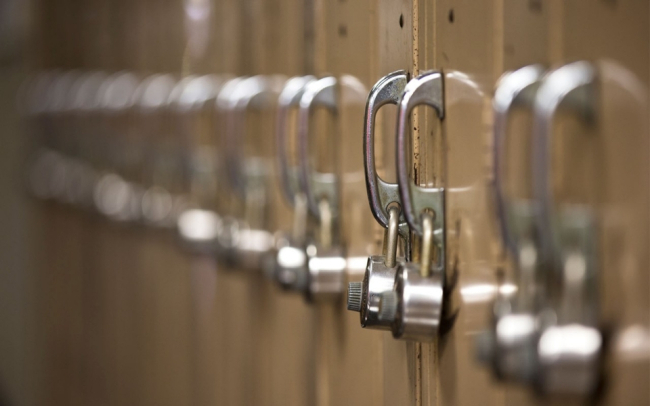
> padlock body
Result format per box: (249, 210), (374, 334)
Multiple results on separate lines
(306, 243), (346, 302)
(392, 263), (444, 341)
(274, 241), (309, 292)
(360, 255), (403, 329)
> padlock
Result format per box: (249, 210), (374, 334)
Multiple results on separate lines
(273, 76), (316, 290)
(476, 65), (546, 383)
(531, 62), (603, 396)
(295, 76), (364, 301)
(172, 75), (226, 253)
(379, 212), (445, 341)
(479, 62), (606, 397)
(376, 71), (447, 341)
(214, 75), (285, 271)
(347, 71), (410, 330)
(347, 206), (405, 329)
(303, 198), (346, 302)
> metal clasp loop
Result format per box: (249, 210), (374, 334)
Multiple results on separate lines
(532, 61), (597, 269)
(364, 70), (409, 237)
(395, 71), (445, 237)
(276, 76), (316, 207)
(493, 65), (545, 258)
(384, 205), (400, 268)
(297, 76), (338, 219)
(221, 75), (286, 200)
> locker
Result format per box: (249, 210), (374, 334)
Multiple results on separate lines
(0, 0), (647, 405)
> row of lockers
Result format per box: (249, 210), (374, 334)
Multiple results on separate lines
(19, 0), (649, 406)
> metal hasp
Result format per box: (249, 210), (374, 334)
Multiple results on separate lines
(531, 61), (602, 397)
(297, 76), (343, 302)
(94, 72), (143, 223)
(347, 71), (408, 330)
(378, 71), (446, 342)
(273, 76), (315, 292)
(478, 62), (603, 398)
(214, 75), (286, 272)
(174, 75), (226, 254)
(296, 75), (367, 302)
(476, 65), (546, 383)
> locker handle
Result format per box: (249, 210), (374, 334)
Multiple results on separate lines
(532, 61), (597, 267)
(363, 70), (409, 240)
(395, 71), (445, 237)
(276, 76), (316, 207)
(297, 76), (339, 219)
(492, 65), (545, 257)
(221, 75), (285, 200)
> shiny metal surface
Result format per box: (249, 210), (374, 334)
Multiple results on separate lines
(395, 71), (445, 236)
(297, 76), (338, 219)
(306, 243), (346, 302)
(493, 65), (545, 257)
(390, 261), (444, 341)
(276, 76), (316, 207)
(222, 75), (286, 199)
(530, 62), (603, 397)
(363, 70), (409, 237)
(532, 61), (597, 269)
(478, 66), (546, 385)
(348, 205), (405, 330)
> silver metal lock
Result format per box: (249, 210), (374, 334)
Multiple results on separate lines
(531, 61), (603, 396)
(347, 207), (404, 329)
(215, 75), (285, 271)
(273, 76), (316, 291)
(379, 213), (445, 341)
(295, 76), (367, 301)
(476, 64), (546, 383)
(377, 71), (446, 341)
(479, 62), (604, 397)
(347, 71), (410, 329)
(172, 75), (225, 253)
(303, 198), (346, 302)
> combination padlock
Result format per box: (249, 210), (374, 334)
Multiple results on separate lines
(273, 76), (316, 291)
(479, 62), (606, 397)
(531, 62), (603, 396)
(377, 71), (447, 341)
(347, 70), (410, 329)
(296, 76), (345, 301)
(476, 64), (546, 383)
(214, 75), (285, 271)
(292, 75), (367, 301)
(173, 75), (225, 253)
